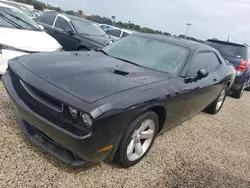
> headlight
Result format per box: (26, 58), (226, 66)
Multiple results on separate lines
(81, 113), (92, 127)
(68, 107), (78, 118)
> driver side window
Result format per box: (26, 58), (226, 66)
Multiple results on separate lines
(187, 52), (220, 76)
(54, 16), (73, 32)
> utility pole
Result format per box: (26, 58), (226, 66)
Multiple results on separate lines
(185, 23), (192, 39)
(227, 34), (230, 42)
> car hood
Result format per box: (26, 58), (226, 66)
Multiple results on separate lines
(0, 28), (61, 52)
(82, 33), (112, 47)
(88, 34), (111, 44)
(14, 51), (169, 103)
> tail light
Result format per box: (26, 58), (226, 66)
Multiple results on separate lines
(237, 60), (248, 72)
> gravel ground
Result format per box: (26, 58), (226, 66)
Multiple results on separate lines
(0, 80), (250, 188)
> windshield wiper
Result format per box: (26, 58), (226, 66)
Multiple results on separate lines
(3, 11), (40, 31)
(79, 32), (90, 36)
(0, 12), (24, 29)
(111, 56), (142, 67)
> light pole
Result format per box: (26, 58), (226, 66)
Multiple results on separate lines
(185, 23), (192, 39)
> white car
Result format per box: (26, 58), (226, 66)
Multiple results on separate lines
(99, 24), (136, 41)
(0, 3), (61, 75)
(0, 0), (35, 19)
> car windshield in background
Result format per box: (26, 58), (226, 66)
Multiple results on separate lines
(71, 19), (106, 35)
(206, 41), (248, 59)
(0, 1), (33, 17)
(0, 7), (40, 31)
(103, 35), (189, 73)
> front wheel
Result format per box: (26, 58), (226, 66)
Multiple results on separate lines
(205, 85), (228, 114)
(114, 111), (159, 168)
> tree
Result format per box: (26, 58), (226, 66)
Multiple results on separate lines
(78, 10), (84, 17)
(65, 10), (75, 15)
(33, 2), (45, 10)
(128, 21), (131, 29)
(111, 15), (116, 22)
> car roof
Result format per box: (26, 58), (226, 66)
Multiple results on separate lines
(133, 33), (214, 51)
(43, 12), (93, 24)
(101, 24), (137, 34)
(207, 39), (248, 48)
(60, 13), (93, 24)
(0, 2), (18, 10)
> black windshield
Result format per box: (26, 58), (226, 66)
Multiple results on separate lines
(103, 35), (189, 73)
(206, 41), (248, 59)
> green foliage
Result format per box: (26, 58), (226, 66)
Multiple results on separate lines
(14, 0), (45, 10)
(13, 0), (200, 41)
(33, 2), (44, 10)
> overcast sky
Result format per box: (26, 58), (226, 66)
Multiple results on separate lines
(41, 0), (250, 44)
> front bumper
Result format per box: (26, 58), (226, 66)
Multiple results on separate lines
(2, 71), (121, 167)
(0, 50), (28, 75)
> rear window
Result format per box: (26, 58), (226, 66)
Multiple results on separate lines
(38, 14), (56, 26)
(206, 41), (248, 59)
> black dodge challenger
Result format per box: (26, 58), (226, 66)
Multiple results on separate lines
(3, 34), (236, 168)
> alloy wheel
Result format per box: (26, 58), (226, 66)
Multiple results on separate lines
(126, 119), (155, 161)
(216, 89), (226, 110)
(241, 81), (247, 95)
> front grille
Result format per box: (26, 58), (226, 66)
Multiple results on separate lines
(20, 80), (63, 112)
(9, 69), (89, 137)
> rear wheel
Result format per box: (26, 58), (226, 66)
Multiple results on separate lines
(206, 85), (228, 114)
(232, 80), (247, 98)
(245, 77), (250, 91)
(114, 111), (159, 168)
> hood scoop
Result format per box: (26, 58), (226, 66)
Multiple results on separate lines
(113, 69), (129, 76)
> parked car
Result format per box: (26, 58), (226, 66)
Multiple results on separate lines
(205, 39), (250, 98)
(0, 3), (61, 75)
(31, 9), (43, 18)
(98, 23), (115, 31)
(0, 0), (35, 19)
(3, 34), (236, 168)
(34, 12), (113, 51)
(99, 24), (136, 41)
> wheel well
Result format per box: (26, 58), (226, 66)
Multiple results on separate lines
(149, 106), (167, 133)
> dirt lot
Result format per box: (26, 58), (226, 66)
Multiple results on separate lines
(0, 80), (250, 188)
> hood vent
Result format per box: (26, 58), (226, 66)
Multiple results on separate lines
(113, 69), (129, 76)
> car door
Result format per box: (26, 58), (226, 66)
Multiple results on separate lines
(185, 51), (223, 107)
(165, 51), (222, 129)
(53, 16), (79, 51)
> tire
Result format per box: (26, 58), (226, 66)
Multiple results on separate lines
(232, 80), (247, 99)
(205, 85), (228, 114)
(245, 77), (250, 91)
(114, 111), (159, 168)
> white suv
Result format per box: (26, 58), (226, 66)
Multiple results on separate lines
(0, 3), (61, 74)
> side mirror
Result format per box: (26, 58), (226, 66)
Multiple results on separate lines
(184, 68), (209, 83)
(38, 24), (44, 30)
(197, 68), (209, 79)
